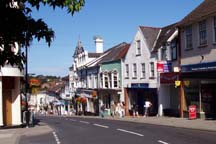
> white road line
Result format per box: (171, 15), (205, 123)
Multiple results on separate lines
(158, 140), (169, 144)
(93, 123), (109, 128)
(117, 129), (144, 137)
(52, 131), (61, 144)
(70, 119), (76, 122)
(80, 121), (90, 124)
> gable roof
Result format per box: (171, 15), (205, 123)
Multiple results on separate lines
(179, 0), (216, 26)
(73, 40), (84, 58)
(139, 26), (160, 50)
(98, 42), (130, 64)
(88, 52), (103, 58)
(153, 23), (178, 52)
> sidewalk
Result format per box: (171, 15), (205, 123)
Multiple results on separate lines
(0, 122), (53, 144)
(102, 116), (216, 132)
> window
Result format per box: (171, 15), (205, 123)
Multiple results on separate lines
(132, 63), (137, 78)
(199, 20), (207, 46)
(136, 40), (141, 55)
(88, 75), (91, 88)
(150, 62), (155, 78)
(109, 73), (112, 88)
(104, 74), (109, 88)
(113, 71), (118, 88)
(171, 39), (177, 60)
(213, 16), (216, 43)
(141, 63), (146, 78)
(93, 75), (97, 88)
(125, 64), (129, 78)
(161, 46), (167, 60)
(185, 25), (193, 50)
(100, 73), (103, 88)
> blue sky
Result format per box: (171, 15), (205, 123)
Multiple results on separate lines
(28, 0), (203, 77)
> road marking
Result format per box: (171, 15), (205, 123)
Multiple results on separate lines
(80, 121), (90, 124)
(93, 123), (109, 128)
(158, 140), (169, 144)
(70, 119), (76, 122)
(117, 129), (144, 137)
(53, 131), (61, 144)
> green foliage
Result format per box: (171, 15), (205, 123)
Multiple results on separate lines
(0, 0), (85, 69)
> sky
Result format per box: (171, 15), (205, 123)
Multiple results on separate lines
(28, 0), (203, 77)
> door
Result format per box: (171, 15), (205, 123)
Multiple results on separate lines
(3, 89), (12, 126)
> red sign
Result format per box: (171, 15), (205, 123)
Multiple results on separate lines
(189, 105), (197, 120)
(157, 62), (164, 72)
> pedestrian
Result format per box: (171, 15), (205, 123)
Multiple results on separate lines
(132, 103), (139, 117)
(120, 102), (125, 118)
(144, 99), (152, 117)
(100, 104), (105, 118)
(111, 102), (116, 117)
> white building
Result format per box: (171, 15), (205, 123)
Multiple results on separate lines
(122, 26), (160, 116)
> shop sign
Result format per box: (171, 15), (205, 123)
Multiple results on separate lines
(131, 83), (148, 88)
(157, 61), (172, 73)
(160, 73), (178, 84)
(189, 105), (197, 120)
(182, 61), (216, 72)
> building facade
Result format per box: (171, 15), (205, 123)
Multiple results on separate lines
(179, 0), (216, 119)
(122, 26), (160, 116)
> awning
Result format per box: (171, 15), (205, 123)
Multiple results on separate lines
(0, 67), (24, 77)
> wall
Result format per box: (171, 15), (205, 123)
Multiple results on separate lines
(12, 77), (21, 125)
(0, 77), (3, 126)
(181, 16), (216, 65)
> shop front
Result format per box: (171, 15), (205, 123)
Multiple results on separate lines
(97, 89), (121, 116)
(75, 89), (97, 115)
(159, 72), (179, 117)
(126, 83), (158, 116)
(182, 62), (216, 119)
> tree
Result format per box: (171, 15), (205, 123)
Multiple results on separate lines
(0, 0), (85, 69)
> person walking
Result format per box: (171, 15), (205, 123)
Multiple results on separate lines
(100, 104), (105, 118)
(144, 99), (152, 117)
(110, 102), (116, 117)
(132, 103), (139, 117)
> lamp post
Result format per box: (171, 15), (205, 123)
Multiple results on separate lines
(25, 45), (30, 127)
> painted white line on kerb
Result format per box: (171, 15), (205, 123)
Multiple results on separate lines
(158, 140), (169, 144)
(117, 129), (144, 137)
(53, 131), (61, 144)
(80, 121), (90, 124)
(93, 124), (109, 128)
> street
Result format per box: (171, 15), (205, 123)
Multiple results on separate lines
(19, 116), (216, 144)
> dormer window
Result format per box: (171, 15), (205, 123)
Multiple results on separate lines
(136, 40), (141, 56)
(161, 46), (167, 60)
(171, 39), (177, 61)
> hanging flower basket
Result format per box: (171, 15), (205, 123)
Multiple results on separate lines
(80, 97), (87, 103)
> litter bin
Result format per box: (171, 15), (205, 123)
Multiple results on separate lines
(189, 105), (197, 120)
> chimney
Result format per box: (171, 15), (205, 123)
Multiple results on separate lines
(94, 36), (103, 53)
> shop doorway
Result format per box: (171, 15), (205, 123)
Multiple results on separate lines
(201, 84), (216, 119)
